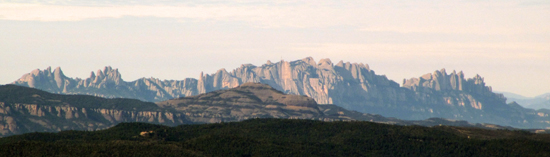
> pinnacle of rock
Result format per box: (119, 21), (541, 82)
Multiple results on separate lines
(30, 69), (41, 76)
(45, 66), (52, 74)
(440, 68), (447, 75)
(104, 66), (112, 73)
(302, 57), (317, 66)
(96, 69), (104, 79)
(53, 67), (66, 88)
(89, 71), (96, 78)
(318, 58), (332, 66)
(217, 68), (228, 74)
(335, 60), (345, 67)
(317, 58), (333, 70)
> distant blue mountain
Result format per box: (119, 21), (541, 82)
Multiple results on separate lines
(498, 92), (550, 110)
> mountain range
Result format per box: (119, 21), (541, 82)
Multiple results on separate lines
(499, 92), (550, 110)
(11, 57), (550, 129)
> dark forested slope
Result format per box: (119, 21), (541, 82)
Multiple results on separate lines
(1, 119), (549, 157)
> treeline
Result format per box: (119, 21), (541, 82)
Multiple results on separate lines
(1, 119), (549, 156)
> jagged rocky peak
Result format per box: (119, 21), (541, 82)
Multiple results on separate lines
(17, 67), (49, 80)
(302, 56), (317, 66)
(335, 60), (345, 67)
(53, 67), (65, 78)
(402, 69), (498, 95)
(53, 67), (67, 88)
(89, 71), (96, 79)
(333, 60), (371, 72)
(403, 69), (468, 91)
(470, 74), (485, 85)
(94, 66), (123, 83)
(317, 58), (333, 70)
(15, 68), (43, 87)
(14, 66), (69, 89)
(240, 64), (256, 68)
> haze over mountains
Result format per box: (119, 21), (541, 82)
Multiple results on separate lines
(11, 57), (550, 129)
(499, 92), (550, 110)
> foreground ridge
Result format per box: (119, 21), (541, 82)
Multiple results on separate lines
(0, 83), (521, 137)
(1, 119), (549, 156)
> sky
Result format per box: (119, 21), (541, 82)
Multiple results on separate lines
(1, 0), (549, 97)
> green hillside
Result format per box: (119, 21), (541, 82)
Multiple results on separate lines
(1, 119), (549, 157)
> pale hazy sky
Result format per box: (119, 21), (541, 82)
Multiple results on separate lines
(1, 0), (549, 97)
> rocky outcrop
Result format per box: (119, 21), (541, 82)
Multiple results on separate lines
(403, 69), (507, 110)
(401, 69), (547, 128)
(14, 66), (199, 101)
(157, 82), (327, 123)
(403, 69), (505, 101)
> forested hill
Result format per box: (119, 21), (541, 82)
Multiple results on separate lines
(1, 119), (549, 156)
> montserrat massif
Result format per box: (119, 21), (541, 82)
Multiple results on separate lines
(13, 57), (402, 107)
(12, 57), (550, 128)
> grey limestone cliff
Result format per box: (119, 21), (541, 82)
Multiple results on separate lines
(402, 69), (549, 128)
(14, 66), (199, 101)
